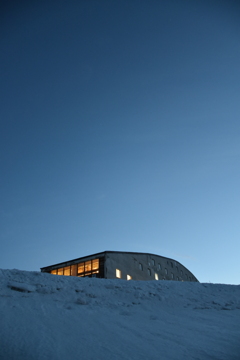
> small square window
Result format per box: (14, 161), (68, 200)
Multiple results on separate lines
(155, 273), (158, 280)
(116, 269), (121, 278)
(127, 275), (132, 280)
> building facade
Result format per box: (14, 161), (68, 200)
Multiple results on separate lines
(41, 251), (198, 282)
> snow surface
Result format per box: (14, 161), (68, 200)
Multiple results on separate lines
(0, 269), (239, 360)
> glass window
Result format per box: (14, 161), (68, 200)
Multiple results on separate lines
(51, 269), (57, 275)
(92, 258), (99, 270)
(155, 273), (158, 280)
(127, 275), (132, 280)
(116, 269), (121, 278)
(152, 259), (155, 266)
(58, 268), (63, 275)
(147, 269), (151, 276)
(170, 262), (173, 268)
(139, 263), (143, 271)
(171, 273), (174, 279)
(157, 263), (161, 270)
(85, 261), (92, 272)
(165, 268), (168, 275)
(180, 270), (183, 276)
(176, 266), (178, 272)
(78, 263), (84, 274)
(64, 266), (70, 276)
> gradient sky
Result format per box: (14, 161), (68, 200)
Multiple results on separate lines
(1, 0), (240, 284)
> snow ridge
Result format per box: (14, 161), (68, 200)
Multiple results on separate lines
(0, 269), (239, 360)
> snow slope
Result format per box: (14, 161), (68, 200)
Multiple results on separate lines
(0, 269), (239, 360)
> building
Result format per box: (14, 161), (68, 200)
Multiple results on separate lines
(41, 251), (198, 282)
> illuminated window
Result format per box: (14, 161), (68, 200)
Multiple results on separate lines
(127, 275), (132, 280)
(64, 266), (70, 276)
(165, 268), (168, 275)
(155, 273), (158, 280)
(78, 263), (84, 274)
(85, 261), (92, 272)
(51, 269), (57, 275)
(92, 258), (99, 270)
(116, 269), (121, 278)
(139, 263), (143, 271)
(147, 269), (151, 276)
(58, 268), (63, 275)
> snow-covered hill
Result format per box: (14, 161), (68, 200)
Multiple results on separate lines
(0, 269), (239, 360)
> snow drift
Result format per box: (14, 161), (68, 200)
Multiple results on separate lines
(0, 269), (239, 360)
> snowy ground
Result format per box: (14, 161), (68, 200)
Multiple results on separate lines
(0, 269), (239, 360)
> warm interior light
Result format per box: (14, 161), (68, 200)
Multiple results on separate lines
(64, 266), (70, 276)
(85, 261), (92, 272)
(127, 275), (132, 280)
(78, 263), (84, 274)
(116, 269), (121, 278)
(92, 258), (99, 270)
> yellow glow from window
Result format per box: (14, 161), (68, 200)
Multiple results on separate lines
(92, 258), (99, 270)
(78, 263), (84, 274)
(85, 261), (92, 272)
(58, 268), (63, 275)
(155, 273), (159, 280)
(64, 266), (70, 276)
(116, 269), (121, 278)
(127, 275), (132, 280)
(51, 270), (57, 275)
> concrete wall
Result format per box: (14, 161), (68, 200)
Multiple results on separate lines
(104, 252), (198, 282)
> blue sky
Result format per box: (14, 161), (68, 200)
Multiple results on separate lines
(1, 0), (240, 284)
